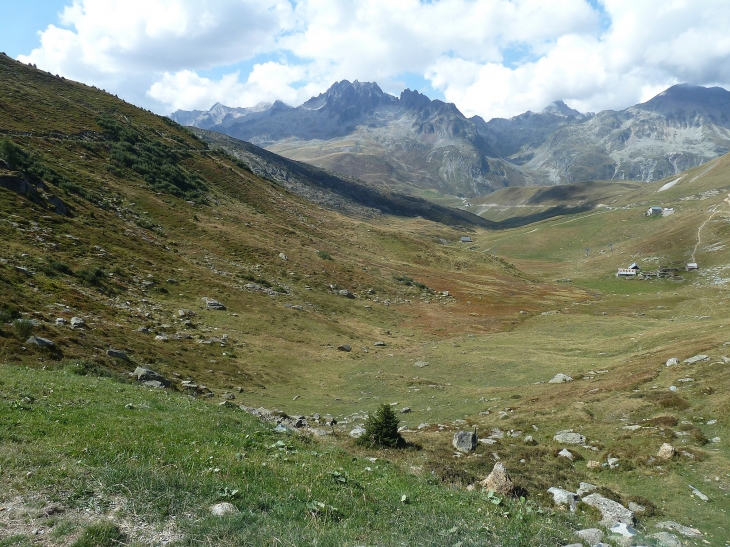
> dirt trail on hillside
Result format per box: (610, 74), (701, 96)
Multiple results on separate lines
(692, 192), (730, 262)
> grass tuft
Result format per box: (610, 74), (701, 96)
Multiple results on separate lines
(70, 522), (124, 547)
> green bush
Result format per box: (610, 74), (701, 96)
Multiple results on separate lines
(13, 318), (34, 339)
(65, 360), (112, 378)
(317, 250), (333, 261)
(0, 305), (21, 323)
(76, 267), (105, 286)
(357, 404), (404, 448)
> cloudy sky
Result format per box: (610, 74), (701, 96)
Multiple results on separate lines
(5, 0), (730, 120)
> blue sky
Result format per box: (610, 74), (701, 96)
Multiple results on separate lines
(7, 1), (730, 119)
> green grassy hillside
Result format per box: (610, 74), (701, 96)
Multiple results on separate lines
(2, 53), (729, 545)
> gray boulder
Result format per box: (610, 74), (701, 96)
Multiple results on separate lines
(553, 430), (586, 444)
(683, 354), (709, 364)
(202, 297), (226, 310)
(452, 430), (477, 453)
(414, 361), (429, 368)
(575, 528), (603, 545)
(70, 316), (85, 328)
(581, 493), (634, 526)
(106, 349), (129, 360)
(338, 289), (355, 298)
(132, 366), (170, 387)
(337, 344), (352, 352)
(665, 357), (679, 367)
(547, 487), (577, 511)
(349, 426), (366, 438)
(26, 336), (55, 348)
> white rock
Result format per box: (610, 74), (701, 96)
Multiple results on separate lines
(210, 502), (238, 516)
(547, 487), (577, 511)
(349, 426), (366, 439)
(548, 373), (573, 383)
(557, 448), (574, 460)
(689, 485), (708, 501)
(610, 522), (638, 537)
(665, 357), (679, 366)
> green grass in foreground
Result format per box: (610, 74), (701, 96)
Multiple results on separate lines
(0, 363), (585, 546)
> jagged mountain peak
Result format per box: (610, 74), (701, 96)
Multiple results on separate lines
(541, 100), (583, 118)
(301, 79), (393, 112)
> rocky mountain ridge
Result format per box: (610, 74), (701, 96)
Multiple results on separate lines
(172, 82), (730, 197)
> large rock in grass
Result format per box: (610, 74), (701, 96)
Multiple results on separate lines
(553, 430), (586, 444)
(548, 373), (573, 383)
(576, 528), (603, 545)
(452, 430), (477, 453)
(478, 462), (514, 496)
(201, 297), (226, 310)
(132, 366), (170, 387)
(581, 493), (634, 526)
(547, 487), (578, 511)
(70, 316), (85, 329)
(106, 349), (129, 360)
(26, 336), (55, 348)
(657, 443), (676, 460)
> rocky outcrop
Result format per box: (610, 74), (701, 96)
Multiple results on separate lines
(478, 462), (515, 496)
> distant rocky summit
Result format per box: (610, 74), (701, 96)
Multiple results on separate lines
(172, 82), (730, 196)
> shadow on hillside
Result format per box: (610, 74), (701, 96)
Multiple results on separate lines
(489, 205), (594, 229)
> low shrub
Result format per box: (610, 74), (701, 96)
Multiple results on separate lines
(0, 305), (21, 323)
(13, 318), (34, 339)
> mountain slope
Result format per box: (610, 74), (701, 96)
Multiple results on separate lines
(482, 84), (730, 183)
(189, 127), (498, 228)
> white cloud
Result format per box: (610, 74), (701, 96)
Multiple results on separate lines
(148, 63), (321, 111)
(428, 0), (730, 119)
(15, 0), (730, 118)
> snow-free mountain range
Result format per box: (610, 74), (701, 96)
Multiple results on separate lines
(171, 81), (730, 198)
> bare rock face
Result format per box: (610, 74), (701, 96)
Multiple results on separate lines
(479, 462), (515, 496)
(657, 443), (676, 460)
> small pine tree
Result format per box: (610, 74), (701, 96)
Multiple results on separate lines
(358, 404), (404, 448)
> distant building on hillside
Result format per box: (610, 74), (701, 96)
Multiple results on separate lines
(617, 263), (641, 277)
(662, 207), (675, 217)
(686, 262), (698, 271)
(646, 206), (663, 216)
(460, 236), (472, 243)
